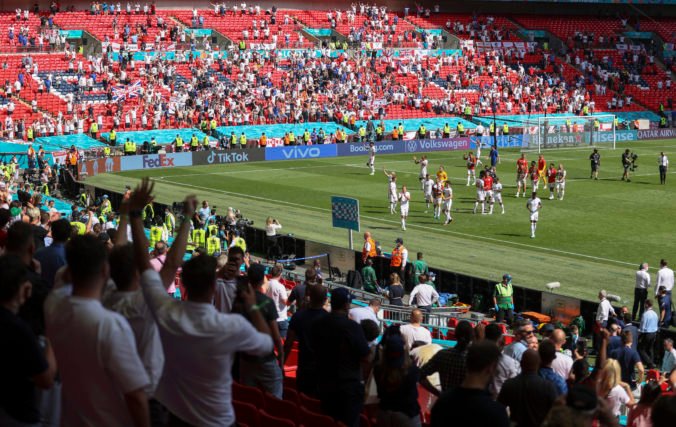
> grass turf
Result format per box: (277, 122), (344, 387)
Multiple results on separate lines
(86, 138), (676, 305)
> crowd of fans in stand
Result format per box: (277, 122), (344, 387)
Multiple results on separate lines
(1, 176), (676, 427)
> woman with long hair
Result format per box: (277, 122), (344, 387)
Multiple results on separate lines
(374, 331), (421, 427)
(597, 359), (635, 417)
(388, 272), (405, 306)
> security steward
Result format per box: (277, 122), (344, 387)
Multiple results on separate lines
(493, 274), (515, 325)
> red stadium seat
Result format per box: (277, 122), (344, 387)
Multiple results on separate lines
(233, 400), (260, 427)
(283, 386), (299, 404)
(299, 393), (322, 413)
(300, 406), (340, 427)
(232, 382), (265, 408)
(264, 391), (300, 420)
(259, 410), (296, 427)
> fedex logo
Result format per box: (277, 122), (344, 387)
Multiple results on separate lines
(143, 154), (175, 168)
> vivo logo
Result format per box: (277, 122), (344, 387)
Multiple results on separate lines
(282, 146), (321, 159)
(143, 154), (175, 168)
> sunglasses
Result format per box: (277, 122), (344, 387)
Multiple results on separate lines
(521, 330), (535, 336)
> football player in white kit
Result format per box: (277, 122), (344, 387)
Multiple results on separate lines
(526, 192), (542, 238)
(398, 185), (411, 230)
(413, 155), (429, 190)
(442, 180), (453, 225)
(384, 168), (398, 214)
(475, 141), (484, 167)
(422, 173), (435, 212)
(493, 177), (505, 214)
(555, 163), (567, 200)
(367, 142), (376, 175)
(432, 178), (443, 220)
(473, 170), (486, 214)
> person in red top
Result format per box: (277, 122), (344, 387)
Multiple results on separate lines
(529, 161), (540, 192)
(537, 154), (547, 187)
(516, 153), (528, 197)
(483, 173), (494, 215)
(546, 163), (557, 200)
(464, 151), (477, 186)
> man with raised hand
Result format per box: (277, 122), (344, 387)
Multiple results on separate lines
(127, 178), (273, 427)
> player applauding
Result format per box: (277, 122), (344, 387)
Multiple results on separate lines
(442, 181), (454, 225)
(414, 155), (429, 190)
(384, 168), (397, 214)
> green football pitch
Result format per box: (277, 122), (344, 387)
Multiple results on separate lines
(86, 139), (676, 305)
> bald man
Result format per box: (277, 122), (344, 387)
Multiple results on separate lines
(400, 309), (432, 350)
(498, 349), (558, 427)
(550, 329), (574, 380)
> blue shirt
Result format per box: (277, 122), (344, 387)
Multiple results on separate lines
(34, 242), (66, 289)
(539, 367), (568, 396)
(639, 309), (659, 333)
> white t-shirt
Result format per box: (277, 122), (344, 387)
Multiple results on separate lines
(349, 306), (379, 325)
(423, 178), (434, 195)
(45, 287), (150, 427)
(607, 384), (631, 416)
(140, 269), (273, 427)
(551, 351), (574, 380)
(419, 159), (428, 177)
(266, 278), (288, 322)
(399, 191), (411, 208)
(527, 197), (541, 213)
(399, 323), (432, 349)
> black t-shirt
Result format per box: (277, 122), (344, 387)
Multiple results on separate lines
(288, 308), (328, 373)
(288, 283), (307, 306)
(431, 387), (509, 427)
(311, 313), (370, 387)
(233, 290), (278, 361)
(0, 307), (48, 423)
(18, 269), (50, 336)
(498, 373), (557, 427)
(31, 225), (47, 251)
(374, 364), (421, 417)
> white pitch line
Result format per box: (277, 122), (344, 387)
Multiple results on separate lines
(154, 176), (638, 268)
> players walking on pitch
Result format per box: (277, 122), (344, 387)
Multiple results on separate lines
(432, 177), (443, 220)
(423, 174), (434, 212)
(556, 164), (567, 200)
(398, 185), (411, 230)
(414, 155), (429, 190)
(493, 177), (505, 214)
(527, 192), (542, 238)
(384, 168), (397, 214)
(516, 153), (528, 197)
(473, 170), (486, 214)
(464, 151), (477, 186)
(590, 148), (601, 179)
(367, 142), (376, 175)
(442, 181), (454, 224)
(546, 163), (557, 200)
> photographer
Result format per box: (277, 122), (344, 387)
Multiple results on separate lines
(265, 216), (282, 261)
(622, 149), (636, 182)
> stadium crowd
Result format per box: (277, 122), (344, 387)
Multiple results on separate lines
(1, 173), (676, 427)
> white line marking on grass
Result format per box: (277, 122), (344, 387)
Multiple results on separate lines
(155, 176), (638, 268)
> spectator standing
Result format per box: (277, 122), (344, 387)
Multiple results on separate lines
(595, 289), (616, 351)
(431, 341), (509, 427)
(266, 264), (289, 338)
(662, 338), (676, 373)
(283, 284), (328, 397)
(362, 259), (380, 294)
(34, 219), (71, 288)
(412, 252), (428, 286)
(409, 275), (439, 313)
(493, 273), (515, 325)
(609, 330), (644, 390)
(658, 286), (672, 327)
(373, 333), (421, 427)
(127, 182), (273, 426)
(288, 269), (317, 310)
(551, 328), (574, 380)
(538, 340), (568, 396)
(399, 309), (432, 350)
(232, 263), (284, 398)
(311, 287), (370, 427)
(503, 319), (535, 362)
(639, 299), (659, 368)
(597, 359), (635, 417)
(44, 235), (151, 427)
(627, 382), (662, 427)
(0, 255), (57, 426)
(655, 259), (673, 301)
(387, 272), (405, 306)
(349, 298), (380, 325)
(633, 262), (651, 321)
(419, 320), (473, 395)
(484, 323), (520, 399)
(498, 349), (558, 427)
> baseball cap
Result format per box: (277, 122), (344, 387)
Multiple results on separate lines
(247, 263), (266, 285)
(330, 287), (353, 309)
(383, 335), (406, 368)
(395, 237), (403, 244)
(540, 323), (555, 334)
(503, 274), (512, 283)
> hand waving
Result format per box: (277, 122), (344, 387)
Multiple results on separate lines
(129, 177), (155, 211)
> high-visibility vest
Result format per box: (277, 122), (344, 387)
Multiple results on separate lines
(90, 122), (98, 133)
(240, 134), (247, 145)
(175, 136), (183, 147)
(103, 146), (111, 157)
(27, 128), (33, 140)
(503, 124), (509, 134)
(165, 212), (176, 235)
(304, 131), (311, 142)
(207, 224), (218, 237)
(100, 201), (112, 216)
(230, 134), (237, 145)
(190, 136), (199, 147)
(495, 283), (513, 308)
(239, 40), (246, 50)
(444, 124), (451, 134)
(149, 226), (164, 248)
(131, 142), (137, 152)
(192, 229), (207, 248)
(489, 123), (495, 133)
(362, 238), (377, 259)
(376, 126), (383, 135)
(288, 132), (295, 143)
(419, 126), (426, 136)
(71, 221), (86, 235)
(260, 135), (267, 146)
(398, 124), (404, 135)
(390, 246), (405, 267)
(210, 119), (217, 130)
(124, 140), (134, 153)
(392, 128), (399, 139)
(359, 127), (366, 137)
(109, 130), (117, 143)
(232, 237), (247, 252)
(203, 136), (210, 146)
(206, 236), (221, 255)
(594, 120), (600, 130)
(142, 204), (154, 221)
(660, 116), (667, 126)
(457, 123), (464, 133)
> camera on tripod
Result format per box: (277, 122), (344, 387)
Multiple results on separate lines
(629, 153), (638, 172)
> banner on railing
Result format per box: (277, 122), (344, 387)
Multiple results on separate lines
(79, 156), (122, 177)
(120, 152), (193, 171)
